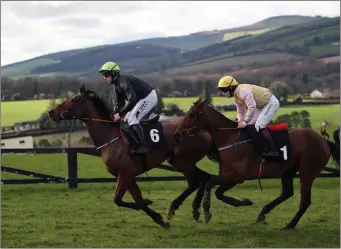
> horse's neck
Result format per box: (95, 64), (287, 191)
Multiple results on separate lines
(203, 105), (236, 129)
(84, 113), (120, 148)
(202, 105), (239, 145)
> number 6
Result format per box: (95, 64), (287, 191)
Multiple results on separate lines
(150, 129), (160, 142)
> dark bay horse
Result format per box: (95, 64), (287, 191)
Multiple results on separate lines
(48, 86), (250, 228)
(174, 97), (340, 229)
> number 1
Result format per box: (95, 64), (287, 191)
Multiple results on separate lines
(280, 145), (288, 160)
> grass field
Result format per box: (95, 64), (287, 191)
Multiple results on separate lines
(10, 99), (338, 147)
(2, 98), (340, 135)
(223, 28), (272, 41)
(1, 154), (340, 248)
(1, 99), (57, 127)
(222, 104), (340, 134)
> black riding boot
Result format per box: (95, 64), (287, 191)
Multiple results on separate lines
(130, 124), (149, 154)
(260, 128), (279, 157)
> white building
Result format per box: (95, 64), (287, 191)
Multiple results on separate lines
(310, 89), (323, 98)
(1, 136), (34, 149)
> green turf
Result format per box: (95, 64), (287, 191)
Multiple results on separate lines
(162, 97), (234, 110)
(223, 28), (272, 41)
(1, 153), (340, 248)
(1, 100), (54, 127)
(2, 99), (339, 136)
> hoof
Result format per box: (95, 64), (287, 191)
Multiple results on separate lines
(256, 214), (265, 222)
(143, 199), (153, 206)
(281, 225), (295, 230)
(193, 209), (200, 222)
(204, 212), (212, 224)
(162, 222), (171, 229)
(240, 198), (253, 206)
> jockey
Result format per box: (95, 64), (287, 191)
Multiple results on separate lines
(217, 75), (280, 157)
(98, 61), (158, 154)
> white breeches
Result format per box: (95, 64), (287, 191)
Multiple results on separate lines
(124, 90), (158, 126)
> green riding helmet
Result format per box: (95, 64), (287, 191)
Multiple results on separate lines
(98, 61), (120, 75)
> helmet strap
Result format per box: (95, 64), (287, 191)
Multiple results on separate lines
(111, 72), (120, 85)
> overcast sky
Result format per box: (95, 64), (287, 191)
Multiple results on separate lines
(1, 1), (340, 66)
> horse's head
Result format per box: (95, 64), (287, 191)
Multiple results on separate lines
(174, 96), (208, 135)
(48, 85), (109, 122)
(175, 96), (238, 136)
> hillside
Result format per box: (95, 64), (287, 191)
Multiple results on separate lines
(181, 17), (340, 62)
(1, 15), (333, 78)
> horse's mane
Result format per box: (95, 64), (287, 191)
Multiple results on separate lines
(85, 90), (112, 121)
(204, 104), (237, 125)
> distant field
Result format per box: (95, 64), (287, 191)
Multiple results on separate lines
(162, 52), (303, 76)
(222, 104), (340, 133)
(32, 103), (340, 148)
(1, 97), (233, 127)
(1, 58), (59, 77)
(163, 97), (234, 110)
(1, 100), (54, 127)
(223, 28), (272, 41)
(2, 99), (340, 134)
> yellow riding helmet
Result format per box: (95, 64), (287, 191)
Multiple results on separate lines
(217, 76), (239, 88)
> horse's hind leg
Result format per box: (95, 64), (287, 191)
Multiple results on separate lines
(215, 183), (253, 207)
(256, 166), (298, 223)
(114, 173), (169, 228)
(283, 174), (315, 229)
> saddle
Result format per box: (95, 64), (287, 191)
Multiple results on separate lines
(120, 114), (165, 149)
(245, 123), (291, 162)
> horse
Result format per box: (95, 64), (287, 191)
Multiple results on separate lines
(48, 85), (251, 228)
(173, 97), (340, 229)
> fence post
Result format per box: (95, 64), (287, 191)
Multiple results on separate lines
(67, 148), (78, 189)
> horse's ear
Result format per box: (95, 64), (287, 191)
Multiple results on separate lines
(80, 84), (85, 94)
(203, 98), (208, 104)
(198, 99), (206, 108)
(194, 96), (202, 105)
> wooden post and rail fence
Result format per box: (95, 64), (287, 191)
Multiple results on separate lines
(1, 147), (340, 189)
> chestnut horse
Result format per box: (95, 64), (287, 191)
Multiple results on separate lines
(174, 97), (340, 229)
(48, 86), (251, 228)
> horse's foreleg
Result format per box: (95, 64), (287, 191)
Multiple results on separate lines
(167, 166), (210, 221)
(192, 181), (206, 221)
(113, 174), (141, 210)
(203, 177), (222, 224)
(215, 183), (253, 207)
(128, 180), (170, 229)
(203, 172), (244, 224)
(167, 182), (199, 221)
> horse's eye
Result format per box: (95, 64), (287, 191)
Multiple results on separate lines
(189, 113), (195, 118)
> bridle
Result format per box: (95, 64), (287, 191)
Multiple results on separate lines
(173, 110), (207, 141)
(55, 93), (121, 150)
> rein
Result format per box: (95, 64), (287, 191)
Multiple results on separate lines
(80, 117), (117, 123)
(79, 117), (121, 150)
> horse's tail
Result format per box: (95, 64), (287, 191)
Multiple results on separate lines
(327, 140), (340, 167)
